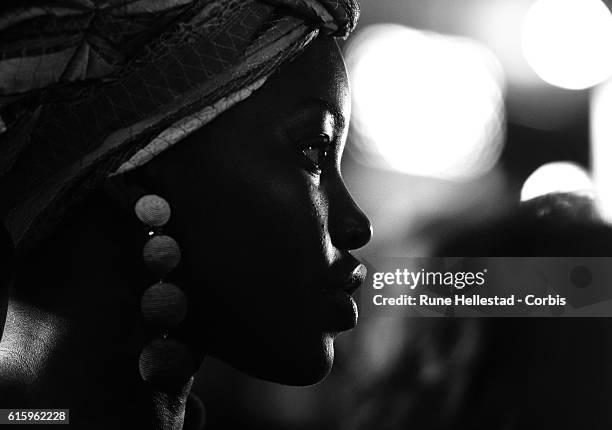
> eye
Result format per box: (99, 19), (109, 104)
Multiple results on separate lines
(299, 134), (332, 171)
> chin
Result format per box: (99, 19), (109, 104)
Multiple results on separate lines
(277, 334), (335, 386)
(219, 332), (336, 386)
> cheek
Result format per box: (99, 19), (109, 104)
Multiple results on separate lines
(171, 155), (331, 329)
(174, 166), (336, 384)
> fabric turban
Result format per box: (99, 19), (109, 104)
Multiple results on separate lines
(0, 0), (360, 254)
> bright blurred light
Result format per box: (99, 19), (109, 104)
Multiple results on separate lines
(520, 162), (594, 202)
(346, 24), (505, 180)
(590, 78), (612, 223)
(464, 0), (537, 88)
(522, 0), (612, 90)
(460, 0), (591, 131)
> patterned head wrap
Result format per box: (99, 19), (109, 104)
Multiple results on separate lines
(0, 0), (360, 254)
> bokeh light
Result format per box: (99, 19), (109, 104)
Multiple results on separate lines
(462, 0), (537, 88)
(457, 0), (590, 130)
(346, 24), (505, 180)
(520, 162), (594, 202)
(590, 78), (612, 223)
(522, 0), (612, 90)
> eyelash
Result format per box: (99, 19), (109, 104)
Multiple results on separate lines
(298, 134), (332, 173)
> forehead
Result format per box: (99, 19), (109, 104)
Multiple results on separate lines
(196, 35), (350, 140)
(260, 35), (350, 121)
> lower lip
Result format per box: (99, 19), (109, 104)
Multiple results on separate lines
(316, 289), (358, 332)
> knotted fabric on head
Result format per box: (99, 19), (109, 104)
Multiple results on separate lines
(0, 0), (360, 254)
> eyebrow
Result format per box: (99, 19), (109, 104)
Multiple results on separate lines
(295, 98), (346, 129)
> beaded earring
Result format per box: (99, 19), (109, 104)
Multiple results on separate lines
(134, 194), (196, 391)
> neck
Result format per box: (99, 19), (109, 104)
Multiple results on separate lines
(0, 194), (197, 428)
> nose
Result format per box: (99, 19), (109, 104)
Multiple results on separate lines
(328, 180), (373, 251)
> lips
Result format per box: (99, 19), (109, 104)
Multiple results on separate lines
(341, 263), (367, 295)
(321, 262), (367, 295)
(317, 261), (367, 332)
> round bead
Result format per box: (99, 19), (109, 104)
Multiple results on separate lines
(141, 283), (187, 328)
(134, 194), (171, 227)
(139, 338), (196, 390)
(142, 235), (181, 276)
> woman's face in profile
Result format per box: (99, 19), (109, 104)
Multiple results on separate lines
(143, 35), (372, 385)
